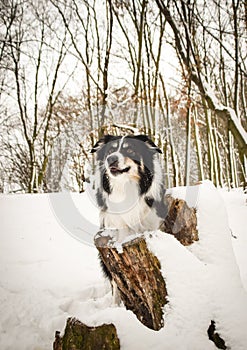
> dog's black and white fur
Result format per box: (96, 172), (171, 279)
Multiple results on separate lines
(91, 134), (167, 241)
(91, 134), (167, 303)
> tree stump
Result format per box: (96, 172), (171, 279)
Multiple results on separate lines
(95, 234), (168, 331)
(53, 318), (120, 350)
(161, 195), (198, 245)
(94, 195), (197, 332)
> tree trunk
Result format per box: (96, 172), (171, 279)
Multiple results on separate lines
(53, 318), (120, 350)
(161, 195), (198, 246)
(94, 235), (168, 331)
(155, 0), (247, 160)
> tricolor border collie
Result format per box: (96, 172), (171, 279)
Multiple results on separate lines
(91, 134), (167, 242)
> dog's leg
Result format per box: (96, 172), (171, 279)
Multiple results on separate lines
(98, 253), (122, 306)
(111, 280), (122, 306)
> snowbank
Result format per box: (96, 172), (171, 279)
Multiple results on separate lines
(0, 181), (246, 349)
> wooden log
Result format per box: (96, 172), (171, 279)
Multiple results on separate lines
(95, 235), (168, 331)
(161, 195), (198, 245)
(53, 318), (120, 350)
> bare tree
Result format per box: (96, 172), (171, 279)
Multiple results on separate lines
(1, 0), (73, 192)
(1, 0), (246, 191)
(155, 0), (247, 187)
(50, 0), (114, 139)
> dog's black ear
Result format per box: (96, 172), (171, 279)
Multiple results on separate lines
(134, 134), (162, 153)
(91, 134), (115, 153)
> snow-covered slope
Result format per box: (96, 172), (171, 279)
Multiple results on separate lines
(0, 182), (246, 350)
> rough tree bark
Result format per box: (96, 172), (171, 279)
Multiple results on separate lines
(53, 318), (120, 350)
(95, 234), (168, 331)
(162, 195), (198, 245)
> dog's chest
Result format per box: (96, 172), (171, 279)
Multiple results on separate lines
(106, 180), (139, 213)
(102, 179), (160, 233)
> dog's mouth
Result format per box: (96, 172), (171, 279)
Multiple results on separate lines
(109, 166), (131, 176)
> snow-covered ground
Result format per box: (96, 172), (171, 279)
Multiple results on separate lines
(0, 181), (247, 350)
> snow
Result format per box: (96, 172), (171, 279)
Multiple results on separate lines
(0, 181), (247, 349)
(203, 81), (247, 145)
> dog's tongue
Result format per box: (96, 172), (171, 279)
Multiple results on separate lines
(110, 166), (119, 173)
(110, 166), (130, 175)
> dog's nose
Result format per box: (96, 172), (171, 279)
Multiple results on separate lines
(107, 154), (119, 166)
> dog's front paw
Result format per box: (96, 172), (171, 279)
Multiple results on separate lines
(94, 228), (119, 247)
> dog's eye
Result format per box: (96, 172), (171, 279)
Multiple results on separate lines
(108, 147), (115, 154)
(127, 148), (135, 155)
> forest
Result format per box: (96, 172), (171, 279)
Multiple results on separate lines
(0, 0), (246, 193)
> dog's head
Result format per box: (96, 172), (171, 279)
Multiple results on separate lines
(91, 134), (161, 188)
